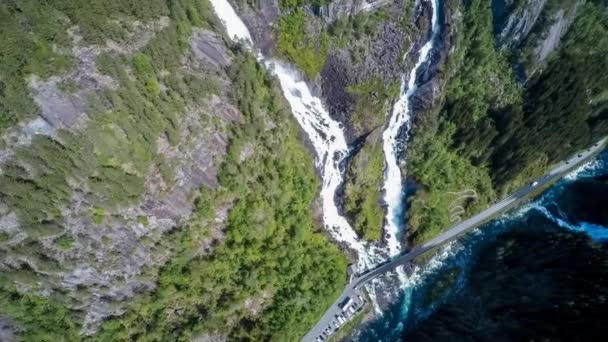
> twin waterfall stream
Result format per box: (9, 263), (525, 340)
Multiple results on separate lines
(209, 0), (441, 307)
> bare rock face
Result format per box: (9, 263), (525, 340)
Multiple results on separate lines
(191, 29), (232, 69)
(0, 17), (170, 167)
(192, 333), (228, 342)
(493, 0), (583, 78)
(411, 77), (442, 113)
(496, 0), (547, 47)
(411, 0), (459, 114)
(229, 0), (280, 54)
(0, 23), (240, 335)
(320, 1), (411, 140)
(29, 76), (91, 130)
(317, 0), (393, 23)
(0, 317), (17, 342)
(320, 52), (356, 124)
(532, 1), (583, 63)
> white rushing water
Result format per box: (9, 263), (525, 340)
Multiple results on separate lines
(208, 0), (383, 270)
(382, 0), (441, 257)
(209, 0), (442, 280)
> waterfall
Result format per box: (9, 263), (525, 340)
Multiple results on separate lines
(209, 0), (442, 285)
(208, 0), (384, 270)
(382, 0), (441, 258)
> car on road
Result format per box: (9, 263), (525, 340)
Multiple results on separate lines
(531, 181), (539, 187)
(578, 154), (583, 157)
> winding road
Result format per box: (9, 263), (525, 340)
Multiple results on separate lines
(304, 137), (607, 342)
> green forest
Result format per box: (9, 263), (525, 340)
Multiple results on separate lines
(93, 52), (347, 342)
(0, 0), (346, 340)
(407, 0), (608, 244)
(2, 0), (608, 339)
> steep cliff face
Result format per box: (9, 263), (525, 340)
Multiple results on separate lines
(0, 10), (239, 333)
(317, 0), (393, 23)
(494, 0), (547, 46)
(232, 0), (426, 140)
(229, 0), (456, 243)
(493, 0), (584, 76)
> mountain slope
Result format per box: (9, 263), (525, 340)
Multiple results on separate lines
(406, 0), (608, 244)
(0, 1), (345, 340)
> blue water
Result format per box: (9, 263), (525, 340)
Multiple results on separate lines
(355, 150), (608, 341)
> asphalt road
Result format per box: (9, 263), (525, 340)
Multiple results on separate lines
(303, 138), (607, 342)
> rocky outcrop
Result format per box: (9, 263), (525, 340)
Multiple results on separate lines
(495, 0), (547, 47)
(229, 0), (280, 54)
(534, 9), (570, 61)
(531, 0), (583, 64)
(0, 25), (239, 335)
(0, 17), (170, 165)
(320, 0), (414, 140)
(317, 0), (393, 23)
(0, 318), (16, 342)
(412, 0), (461, 113)
(191, 29), (232, 68)
(493, 0), (584, 76)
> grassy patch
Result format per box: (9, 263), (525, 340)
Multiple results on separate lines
(0, 232), (10, 243)
(55, 234), (76, 250)
(344, 138), (385, 241)
(92, 207), (106, 224)
(137, 215), (149, 226)
(276, 9), (329, 78)
(347, 77), (399, 134)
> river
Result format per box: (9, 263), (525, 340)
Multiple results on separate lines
(354, 150), (608, 341)
(208, 0), (385, 271)
(208, 0), (441, 268)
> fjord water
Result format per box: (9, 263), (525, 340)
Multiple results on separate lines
(355, 150), (608, 341)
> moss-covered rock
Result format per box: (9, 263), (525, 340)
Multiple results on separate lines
(344, 129), (385, 241)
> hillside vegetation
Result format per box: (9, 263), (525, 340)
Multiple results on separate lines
(407, 0), (608, 245)
(94, 52), (347, 342)
(0, 0), (346, 340)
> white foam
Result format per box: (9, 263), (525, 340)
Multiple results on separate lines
(208, 0), (253, 43)
(208, 0), (386, 270)
(564, 158), (603, 180)
(209, 0), (445, 283)
(382, 0), (441, 258)
(267, 61), (376, 262)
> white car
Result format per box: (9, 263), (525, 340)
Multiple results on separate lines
(531, 181), (539, 187)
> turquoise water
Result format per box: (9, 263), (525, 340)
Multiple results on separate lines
(355, 150), (608, 341)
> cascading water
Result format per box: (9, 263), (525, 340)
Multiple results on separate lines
(382, 0), (441, 258)
(209, 0), (444, 311)
(357, 152), (608, 340)
(207, 0), (384, 270)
